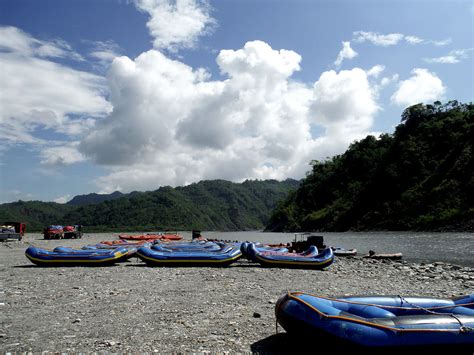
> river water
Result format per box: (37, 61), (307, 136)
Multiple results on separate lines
(191, 231), (474, 267)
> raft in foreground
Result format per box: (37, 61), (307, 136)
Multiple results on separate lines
(276, 291), (474, 348)
(25, 246), (129, 266)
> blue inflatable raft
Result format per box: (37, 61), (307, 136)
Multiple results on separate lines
(240, 242), (289, 259)
(55, 246), (138, 261)
(276, 291), (474, 348)
(246, 242), (334, 269)
(152, 241), (222, 252)
(25, 246), (129, 266)
(137, 244), (242, 266)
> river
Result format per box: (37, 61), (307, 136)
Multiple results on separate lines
(195, 231), (474, 267)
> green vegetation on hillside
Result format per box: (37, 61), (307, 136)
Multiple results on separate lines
(0, 201), (75, 231)
(0, 179), (298, 231)
(266, 101), (474, 232)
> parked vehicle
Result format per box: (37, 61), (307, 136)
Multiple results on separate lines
(43, 225), (64, 240)
(0, 222), (26, 241)
(63, 225), (83, 239)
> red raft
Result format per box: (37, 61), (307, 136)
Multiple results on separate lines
(119, 233), (183, 241)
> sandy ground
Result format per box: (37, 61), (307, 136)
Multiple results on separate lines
(1, 234), (473, 353)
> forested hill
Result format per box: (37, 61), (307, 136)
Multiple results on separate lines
(0, 179), (299, 231)
(67, 191), (127, 206)
(266, 101), (474, 232)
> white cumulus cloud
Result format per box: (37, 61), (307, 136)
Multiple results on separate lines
(334, 41), (358, 67)
(134, 0), (216, 52)
(391, 68), (446, 107)
(79, 41), (382, 193)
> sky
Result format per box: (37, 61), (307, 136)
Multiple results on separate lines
(0, 0), (473, 203)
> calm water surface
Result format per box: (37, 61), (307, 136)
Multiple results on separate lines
(197, 231), (474, 267)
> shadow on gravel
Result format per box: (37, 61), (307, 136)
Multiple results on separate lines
(251, 333), (308, 353)
(12, 264), (117, 268)
(251, 333), (474, 354)
(125, 264), (148, 267)
(229, 263), (261, 268)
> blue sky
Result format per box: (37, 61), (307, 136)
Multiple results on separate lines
(0, 0), (473, 203)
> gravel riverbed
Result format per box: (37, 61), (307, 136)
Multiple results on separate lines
(1, 234), (473, 353)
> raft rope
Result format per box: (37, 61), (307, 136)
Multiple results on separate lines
(397, 295), (473, 333)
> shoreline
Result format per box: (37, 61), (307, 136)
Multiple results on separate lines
(1, 235), (473, 352)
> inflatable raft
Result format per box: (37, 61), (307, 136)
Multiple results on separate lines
(152, 241), (223, 252)
(54, 245), (138, 261)
(25, 246), (129, 266)
(246, 242), (334, 269)
(331, 246), (357, 256)
(276, 292), (474, 348)
(119, 233), (182, 241)
(137, 244), (242, 266)
(240, 242), (289, 259)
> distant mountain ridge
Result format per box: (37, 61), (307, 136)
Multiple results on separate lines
(0, 179), (299, 231)
(67, 191), (133, 206)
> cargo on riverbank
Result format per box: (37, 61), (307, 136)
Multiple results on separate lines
(1, 234), (473, 353)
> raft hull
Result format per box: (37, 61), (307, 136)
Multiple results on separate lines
(136, 245), (242, 267)
(247, 243), (334, 269)
(276, 292), (474, 348)
(25, 246), (129, 266)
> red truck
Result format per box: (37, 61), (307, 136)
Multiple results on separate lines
(44, 225), (83, 239)
(0, 222), (26, 241)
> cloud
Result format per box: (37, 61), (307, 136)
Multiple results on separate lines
(353, 31), (451, 47)
(353, 31), (404, 46)
(430, 39), (452, 47)
(334, 41), (358, 67)
(80, 41), (381, 193)
(0, 26), (111, 152)
(391, 68), (446, 107)
(0, 190), (34, 203)
(405, 35), (424, 45)
(310, 68), (379, 137)
(424, 48), (473, 64)
(39, 143), (86, 166)
(53, 194), (71, 204)
(0, 26), (83, 60)
(134, 0), (216, 52)
(87, 40), (122, 64)
(366, 64), (385, 78)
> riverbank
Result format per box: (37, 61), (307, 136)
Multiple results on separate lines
(1, 234), (473, 352)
